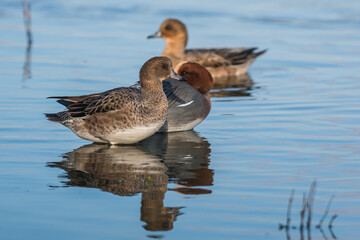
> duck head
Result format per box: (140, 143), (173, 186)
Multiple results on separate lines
(140, 56), (184, 91)
(148, 18), (188, 46)
(175, 62), (214, 95)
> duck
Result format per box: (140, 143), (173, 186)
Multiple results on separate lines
(45, 56), (181, 145)
(130, 61), (213, 132)
(159, 61), (213, 132)
(148, 18), (266, 79)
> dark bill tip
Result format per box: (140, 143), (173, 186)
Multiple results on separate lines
(171, 70), (186, 81)
(147, 31), (162, 39)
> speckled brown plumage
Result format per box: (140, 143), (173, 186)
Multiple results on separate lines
(45, 56), (172, 144)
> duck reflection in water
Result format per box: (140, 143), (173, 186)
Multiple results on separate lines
(47, 131), (212, 232)
(210, 73), (255, 98)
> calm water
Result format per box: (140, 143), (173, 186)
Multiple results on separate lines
(1, 0), (360, 239)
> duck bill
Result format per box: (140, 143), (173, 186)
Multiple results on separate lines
(147, 31), (162, 39)
(171, 70), (186, 81)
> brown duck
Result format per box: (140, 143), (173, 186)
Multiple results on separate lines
(45, 56), (181, 144)
(148, 18), (266, 80)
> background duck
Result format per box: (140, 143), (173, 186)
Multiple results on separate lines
(148, 18), (266, 80)
(159, 62), (213, 132)
(45, 56), (177, 145)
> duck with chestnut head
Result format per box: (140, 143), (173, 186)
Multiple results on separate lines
(148, 18), (266, 80)
(45, 56), (183, 144)
(159, 61), (214, 132)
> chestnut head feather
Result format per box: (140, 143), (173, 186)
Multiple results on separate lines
(176, 62), (213, 94)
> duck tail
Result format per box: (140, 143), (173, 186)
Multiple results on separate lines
(44, 113), (62, 122)
(56, 99), (73, 107)
(231, 48), (267, 65)
(253, 49), (267, 58)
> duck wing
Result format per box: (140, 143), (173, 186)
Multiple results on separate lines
(49, 87), (141, 118)
(48, 92), (103, 107)
(161, 79), (211, 132)
(163, 79), (208, 112)
(163, 80), (192, 106)
(185, 47), (266, 67)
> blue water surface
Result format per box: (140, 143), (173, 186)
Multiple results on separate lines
(0, 0), (360, 239)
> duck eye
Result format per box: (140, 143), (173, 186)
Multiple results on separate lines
(182, 71), (187, 75)
(162, 64), (167, 69)
(165, 25), (172, 31)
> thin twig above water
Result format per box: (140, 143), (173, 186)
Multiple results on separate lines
(22, 0), (32, 45)
(22, 0), (32, 82)
(279, 180), (337, 240)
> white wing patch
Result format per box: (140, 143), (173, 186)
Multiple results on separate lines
(177, 100), (194, 107)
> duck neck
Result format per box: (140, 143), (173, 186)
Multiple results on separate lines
(162, 36), (187, 66)
(141, 80), (165, 100)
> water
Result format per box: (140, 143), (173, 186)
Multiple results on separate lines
(1, 0), (360, 239)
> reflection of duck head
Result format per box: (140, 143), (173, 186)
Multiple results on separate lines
(210, 73), (254, 97)
(48, 131), (212, 231)
(142, 131), (213, 195)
